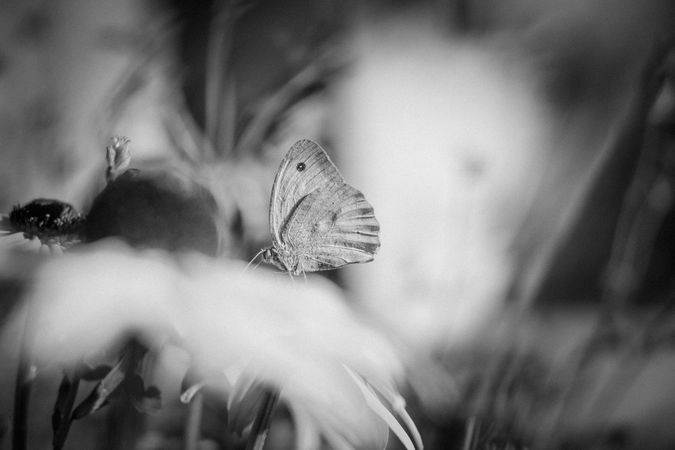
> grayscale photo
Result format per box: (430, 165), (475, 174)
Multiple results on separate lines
(0, 1), (674, 449)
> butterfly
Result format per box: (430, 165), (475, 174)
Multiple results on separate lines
(261, 139), (380, 275)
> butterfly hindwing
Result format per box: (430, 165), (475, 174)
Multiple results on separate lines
(269, 140), (343, 246)
(281, 183), (380, 272)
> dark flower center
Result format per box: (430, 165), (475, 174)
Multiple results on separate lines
(9, 198), (84, 243)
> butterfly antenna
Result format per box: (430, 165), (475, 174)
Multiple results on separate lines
(245, 248), (265, 272)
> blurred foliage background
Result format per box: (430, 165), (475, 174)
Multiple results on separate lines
(1, 0), (675, 449)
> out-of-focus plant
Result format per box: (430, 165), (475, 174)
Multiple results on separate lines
(427, 37), (675, 450)
(3, 241), (419, 450)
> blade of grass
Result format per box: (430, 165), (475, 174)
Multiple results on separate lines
(245, 388), (280, 450)
(205, 0), (236, 155)
(235, 47), (347, 155)
(509, 40), (671, 310)
(534, 44), (674, 448)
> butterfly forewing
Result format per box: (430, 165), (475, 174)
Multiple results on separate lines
(269, 140), (344, 246)
(281, 183), (380, 272)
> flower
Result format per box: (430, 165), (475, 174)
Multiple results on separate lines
(106, 136), (132, 183)
(8, 241), (421, 449)
(0, 198), (84, 253)
(84, 169), (220, 255)
(84, 134), (219, 256)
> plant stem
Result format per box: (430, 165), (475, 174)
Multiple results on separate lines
(183, 390), (203, 450)
(12, 301), (37, 450)
(245, 388), (280, 450)
(12, 348), (34, 449)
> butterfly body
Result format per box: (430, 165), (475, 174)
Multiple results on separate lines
(262, 140), (380, 275)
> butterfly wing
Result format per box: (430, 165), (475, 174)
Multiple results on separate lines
(280, 183), (380, 272)
(269, 139), (344, 247)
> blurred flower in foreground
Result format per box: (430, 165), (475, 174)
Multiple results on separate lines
(5, 241), (420, 449)
(0, 199), (84, 254)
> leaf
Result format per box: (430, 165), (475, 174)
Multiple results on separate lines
(76, 363), (112, 381)
(51, 371), (82, 450)
(51, 375), (73, 432)
(71, 356), (128, 420)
